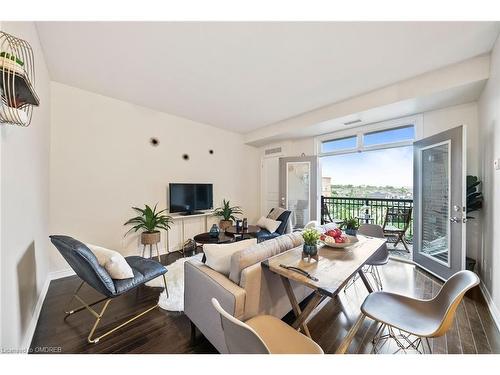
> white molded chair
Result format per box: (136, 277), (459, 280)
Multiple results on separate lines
(361, 270), (480, 354)
(345, 224), (389, 291)
(211, 298), (323, 354)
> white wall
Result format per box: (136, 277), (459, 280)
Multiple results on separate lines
(478, 34), (500, 316)
(49, 83), (260, 272)
(0, 22), (51, 350)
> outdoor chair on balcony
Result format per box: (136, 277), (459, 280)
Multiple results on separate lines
(382, 207), (412, 252)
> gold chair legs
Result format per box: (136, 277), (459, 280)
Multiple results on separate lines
(371, 323), (432, 354)
(64, 274), (169, 343)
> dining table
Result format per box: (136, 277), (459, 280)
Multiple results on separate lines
(261, 234), (386, 353)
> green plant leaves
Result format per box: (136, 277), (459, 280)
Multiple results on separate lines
(213, 199), (243, 221)
(124, 203), (173, 237)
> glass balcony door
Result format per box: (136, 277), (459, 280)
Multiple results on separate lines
(413, 126), (466, 280)
(279, 157), (318, 229)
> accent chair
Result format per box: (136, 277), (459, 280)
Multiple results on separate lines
(50, 235), (168, 343)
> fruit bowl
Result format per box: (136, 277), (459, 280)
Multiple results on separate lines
(321, 234), (359, 249)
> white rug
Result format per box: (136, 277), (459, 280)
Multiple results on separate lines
(145, 253), (203, 312)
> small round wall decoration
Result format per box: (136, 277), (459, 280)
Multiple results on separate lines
(209, 149), (214, 154)
(182, 154), (189, 160)
(150, 137), (159, 146)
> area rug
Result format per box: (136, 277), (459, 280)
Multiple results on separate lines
(145, 253), (203, 312)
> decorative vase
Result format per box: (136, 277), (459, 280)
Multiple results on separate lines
(303, 243), (318, 257)
(219, 219), (232, 231)
(345, 229), (357, 236)
(141, 231), (160, 245)
(209, 224), (220, 238)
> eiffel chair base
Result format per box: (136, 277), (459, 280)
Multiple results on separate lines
(344, 265), (381, 292)
(371, 323), (432, 354)
(64, 274), (169, 343)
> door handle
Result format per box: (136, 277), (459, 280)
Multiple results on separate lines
(449, 217), (461, 223)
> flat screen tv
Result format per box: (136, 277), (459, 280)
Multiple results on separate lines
(169, 183), (213, 215)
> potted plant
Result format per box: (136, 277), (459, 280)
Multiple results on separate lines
(124, 204), (173, 245)
(302, 228), (321, 261)
(213, 199), (243, 230)
(341, 217), (359, 236)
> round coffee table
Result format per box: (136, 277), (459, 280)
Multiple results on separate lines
(225, 225), (261, 240)
(193, 232), (235, 245)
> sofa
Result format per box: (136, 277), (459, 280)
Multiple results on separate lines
(184, 232), (312, 353)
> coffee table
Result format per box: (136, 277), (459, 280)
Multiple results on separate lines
(193, 232), (235, 245)
(225, 225), (260, 240)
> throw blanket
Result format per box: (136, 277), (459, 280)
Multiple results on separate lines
(267, 207), (292, 234)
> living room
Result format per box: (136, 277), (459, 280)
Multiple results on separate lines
(2, 1), (500, 372)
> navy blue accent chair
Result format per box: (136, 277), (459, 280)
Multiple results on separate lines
(255, 209), (292, 242)
(50, 235), (168, 343)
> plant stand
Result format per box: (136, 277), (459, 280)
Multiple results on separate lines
(141, 231), (161, 263)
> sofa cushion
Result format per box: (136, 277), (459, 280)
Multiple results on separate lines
(229, 232), (304, 284)
(204, 238), (257, 276)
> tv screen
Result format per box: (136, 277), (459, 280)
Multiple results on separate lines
(169, 183), (213, 214)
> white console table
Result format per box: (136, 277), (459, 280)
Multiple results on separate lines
(166, 211), (215, 254)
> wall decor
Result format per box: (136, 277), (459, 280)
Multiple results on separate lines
(182, 154), (189, 160)
(209, 149), (214, 154)
(0, 31), (40, 127)
(150, 137), (159, 146)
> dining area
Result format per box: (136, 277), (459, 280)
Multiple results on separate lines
(209, 223), (480, 354)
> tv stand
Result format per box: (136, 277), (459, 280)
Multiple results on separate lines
(166, 211), (215, 254)
(180, 211), (204, 216)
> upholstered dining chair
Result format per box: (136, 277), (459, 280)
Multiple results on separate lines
(211, 298), (323, 354)
(50, 235), (168, 344)
(361, 270), (479, 354)
(344, 224), (389, 292)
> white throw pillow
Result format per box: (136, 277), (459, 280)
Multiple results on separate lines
(256, 216), (281, 233)
(204, 238), (257, 276)
(86, 244), (134, 280)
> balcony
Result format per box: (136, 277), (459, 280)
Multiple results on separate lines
(321, 195), (413, 257)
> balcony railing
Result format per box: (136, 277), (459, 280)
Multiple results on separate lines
(321, 195), (414, 238)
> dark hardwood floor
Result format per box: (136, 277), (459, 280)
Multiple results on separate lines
(30, 251), (500, 354)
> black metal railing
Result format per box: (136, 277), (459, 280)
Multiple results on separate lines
(321, 195), (414, 238)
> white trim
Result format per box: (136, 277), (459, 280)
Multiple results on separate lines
(479, 282), (500, 334)
(316, 113), (423, 156)
(20, 268), (77, 352)
(21, 276), (51, 352)
(49, 268), (76, 280)
(461, 125), (467, 271)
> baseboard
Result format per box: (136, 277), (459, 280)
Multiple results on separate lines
(21, 275), (51, 351)
(20, 268), (77, 352)
(49, 268), (76, 280)
(479, 282), (500, 333)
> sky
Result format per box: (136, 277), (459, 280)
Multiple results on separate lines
(321, 146), (413, 188)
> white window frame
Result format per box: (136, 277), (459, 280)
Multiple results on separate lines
(316, 114), (423, 157)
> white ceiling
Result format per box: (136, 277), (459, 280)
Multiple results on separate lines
(36, 22), (500, 133)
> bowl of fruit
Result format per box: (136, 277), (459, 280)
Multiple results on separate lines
(320, 228), (359, 249)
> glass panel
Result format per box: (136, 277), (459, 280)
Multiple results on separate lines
(364, 125), (415, 147)
(287, 162), (310, 229)
(420, 143), (449, 264)
(321, 136), (357, 153)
